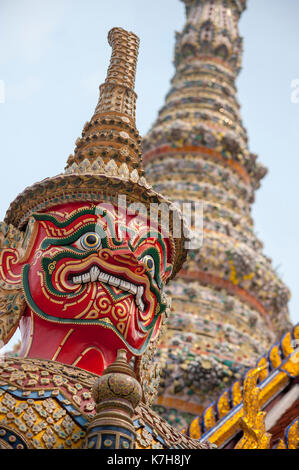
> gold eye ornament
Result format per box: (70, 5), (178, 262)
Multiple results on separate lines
(74, 232), (102, 251)
(141, 255), (155, 277)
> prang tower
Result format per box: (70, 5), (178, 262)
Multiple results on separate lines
(142, 0), (291, 426)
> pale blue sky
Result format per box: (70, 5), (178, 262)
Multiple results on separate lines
(0, 0), (298, 351)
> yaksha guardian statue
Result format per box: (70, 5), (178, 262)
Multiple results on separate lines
(0, 28), (213, 449)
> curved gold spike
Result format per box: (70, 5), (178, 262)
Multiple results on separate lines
(231, 381), (242, 407)
(275, 418), (299, 449)
(285, 418), (299, 449)
(203, 404), (216, 432)
(217, 390), (230, 420)
(275, 439), (287, 449)
(280, 346), (299, 378)
(256, 356), (269, 382)
(189, 416), (201, 440)
(269, 344), (282, 369)
(281, 332), (293, 358)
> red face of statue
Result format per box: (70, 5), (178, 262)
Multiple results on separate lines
(1, 201), (173, 375)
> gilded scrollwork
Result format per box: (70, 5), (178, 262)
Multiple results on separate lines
(234, 367), (271, 449)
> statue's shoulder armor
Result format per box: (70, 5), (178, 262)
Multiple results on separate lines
(134, 402), (215, 449)
(0, 356), (97, 449)
(0, 356), (214, 449)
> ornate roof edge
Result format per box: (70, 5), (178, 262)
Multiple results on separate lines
(186, 323), (299, 447)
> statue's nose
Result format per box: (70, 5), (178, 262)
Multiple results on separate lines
(99, 247), (146, 274)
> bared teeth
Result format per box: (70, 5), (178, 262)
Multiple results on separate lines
(135, 286), (145, 312)
(71, 267), (146, 312)
(136, 286), (144, 303)
(108, 276), (120, 287)
(90, 266), (100, 282)
(73, 275), (82, 284)
(128, 284), (137, 295)
(82, 273), (91, 283)
(98, 272), (110, 283)
(136, 298), (145, 312)
(120, 280), (131, 291)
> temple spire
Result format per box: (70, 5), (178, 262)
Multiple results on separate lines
(143, 0), (266, 189)
(65, 27), (143, 178)
(94, 27), (139, 120)
(142, 0), (291, 426)
(176, 0), (246, 76)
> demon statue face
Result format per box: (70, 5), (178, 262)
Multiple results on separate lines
(0, 201), (174, 375)
(0, 27), (187, 398)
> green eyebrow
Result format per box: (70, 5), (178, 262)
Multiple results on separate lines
(40, 223), (108, 250)
(33, 208), (104, 228)
(35, 209), (136, 248)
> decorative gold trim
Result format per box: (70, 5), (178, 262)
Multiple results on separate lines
(51, 328), (75, 361)
(72, 346), (104, 367)
(188, 325), (299, 447)
(22, 311), (34, 358)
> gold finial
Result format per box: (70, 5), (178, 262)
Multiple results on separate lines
(82, 348), (142, 449)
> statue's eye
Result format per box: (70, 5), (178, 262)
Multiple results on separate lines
(141, 255), (155, 277)
(73, 232), (102, 251)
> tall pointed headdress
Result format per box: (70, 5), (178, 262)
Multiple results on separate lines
(4, 28), (188, 278)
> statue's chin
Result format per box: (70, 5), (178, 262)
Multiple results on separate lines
(17, 303), (154, 376)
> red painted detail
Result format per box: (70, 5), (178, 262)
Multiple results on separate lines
(142, 144), (250, 185)
(179, 269), (271, 324)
